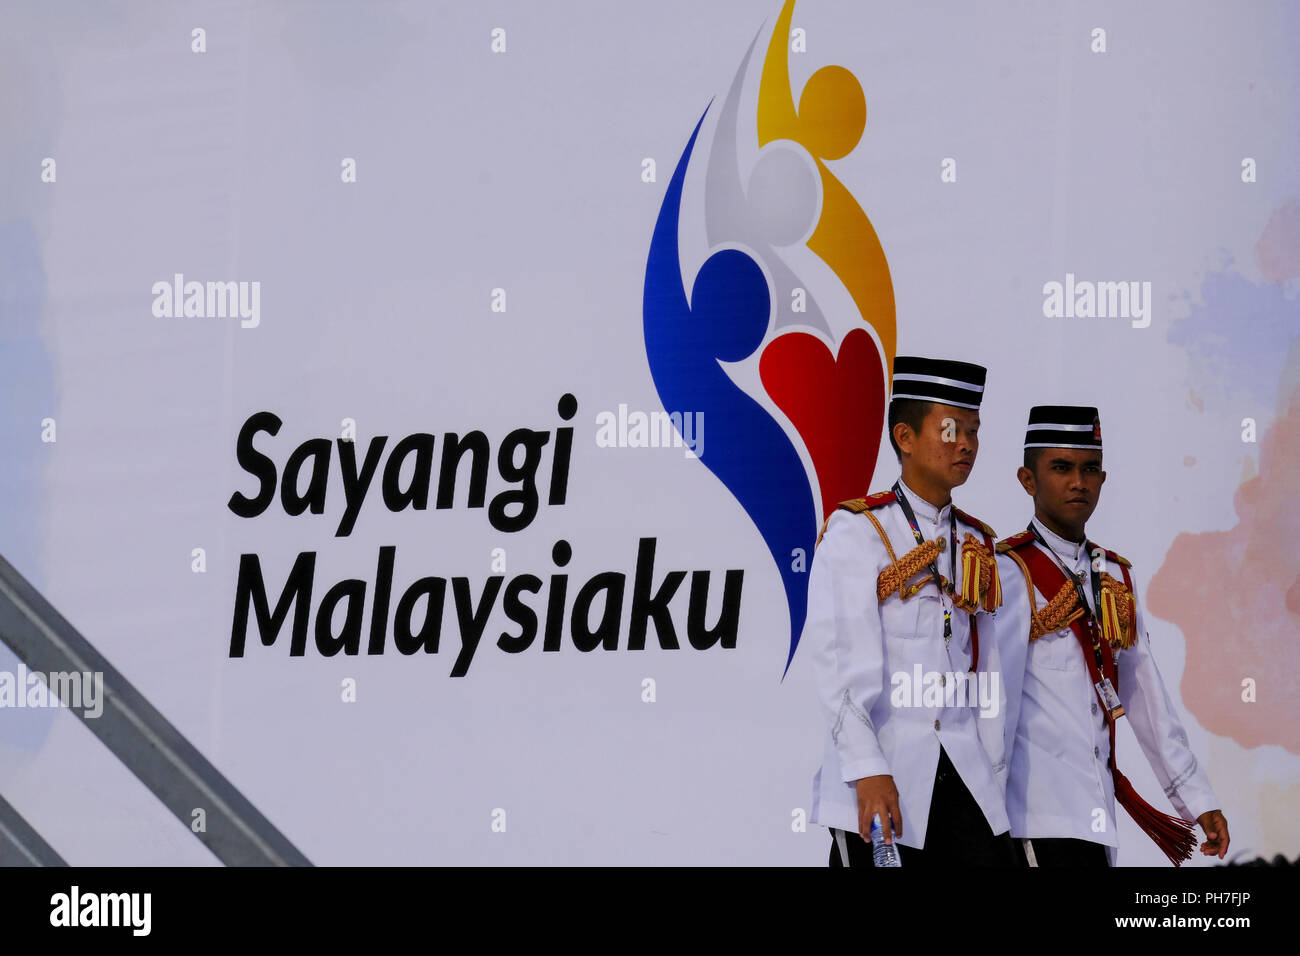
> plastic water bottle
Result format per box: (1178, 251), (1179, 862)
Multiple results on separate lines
(870, 813), (902, 867)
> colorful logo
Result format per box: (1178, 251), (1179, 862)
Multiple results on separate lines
(643, 0), (896, 674)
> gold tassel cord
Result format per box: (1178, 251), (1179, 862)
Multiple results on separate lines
(875, 539), (943, 602)
(874, 534), (1004, 610)
(1029, 581), (1086, 641)
(1029, 573), (1135, 647)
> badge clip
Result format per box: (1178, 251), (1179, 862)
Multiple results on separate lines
(1095, 677), (1125, 720)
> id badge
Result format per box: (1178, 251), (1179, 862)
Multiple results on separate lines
(1095, 678), (1125, 719)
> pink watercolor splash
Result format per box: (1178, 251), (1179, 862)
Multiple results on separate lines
(1148, 380), (1300, 754)
(1256, 198), (1300, 283)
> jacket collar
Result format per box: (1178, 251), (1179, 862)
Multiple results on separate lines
(1031, 516), (1085, 563)
(898, 479), (950, 526)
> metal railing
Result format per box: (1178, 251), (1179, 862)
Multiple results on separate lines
(0, 553), (310, 866)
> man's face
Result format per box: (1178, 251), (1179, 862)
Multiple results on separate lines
(898, 403), (980, 490)
(1019, 448), (1106, 528)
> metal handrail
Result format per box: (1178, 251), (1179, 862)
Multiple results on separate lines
(0, 553), (311, 866)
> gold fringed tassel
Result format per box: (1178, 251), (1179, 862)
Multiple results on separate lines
(985, 555), (1002, 612)
(1101, 588), (1122, 647)
(961, 546), (980, 608)
(1100, 574), (1136, 648)
(958, 535), (1002, 613)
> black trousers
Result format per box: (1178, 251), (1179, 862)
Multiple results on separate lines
(1013, 836), (1110, 867)
(829, 747), (1016, 867)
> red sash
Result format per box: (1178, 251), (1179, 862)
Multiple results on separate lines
(1016, 543), (1197, 865)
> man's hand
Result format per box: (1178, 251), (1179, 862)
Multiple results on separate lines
(855, 774), (901, 845)
(1197, 809), (1230, 859)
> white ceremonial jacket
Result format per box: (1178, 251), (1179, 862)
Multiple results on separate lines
(807, 480), (1009, 848)
(994, 518), (1218, 859)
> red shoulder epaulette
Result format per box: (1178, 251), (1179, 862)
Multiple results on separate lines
(838, 490), (896, 514)
(952, 507), (996, 539)
(817, 491), (896, 547)
(860, 490), (897, 510)
(995, 530), (1035, 554)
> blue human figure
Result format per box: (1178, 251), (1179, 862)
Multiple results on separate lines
(643, 106), (816, 676)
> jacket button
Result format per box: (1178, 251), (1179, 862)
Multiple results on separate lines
(940, 675), (947, 687)
(1094, 746), (1100, 758)
(1091, 702), (1098, 715)
(934, 719), (941, 731)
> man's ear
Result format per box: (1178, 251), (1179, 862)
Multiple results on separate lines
(1098, 469), (1106, 486)
(893, 421), (914, 458)
(1016, 465), (1035, 496)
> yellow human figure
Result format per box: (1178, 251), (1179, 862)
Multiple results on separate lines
(758, 0), (896, 376)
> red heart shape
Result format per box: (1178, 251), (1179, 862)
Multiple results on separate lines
(760, 328), (886, 521)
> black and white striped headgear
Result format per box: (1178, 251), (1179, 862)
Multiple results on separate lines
(1024, 405), (1103, 450)
(891, 356), (986, 409)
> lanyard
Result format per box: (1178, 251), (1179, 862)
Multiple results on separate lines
(1028, 522), (1106, 671)
(893, 481), (956, 642)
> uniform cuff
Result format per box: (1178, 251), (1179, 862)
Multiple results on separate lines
(840, 756), (892, 783)
(1170, 776), (1219, 824)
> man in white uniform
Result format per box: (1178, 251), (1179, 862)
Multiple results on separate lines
(806, 356), (1013, 867)
(994, 405), (1230, 866)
